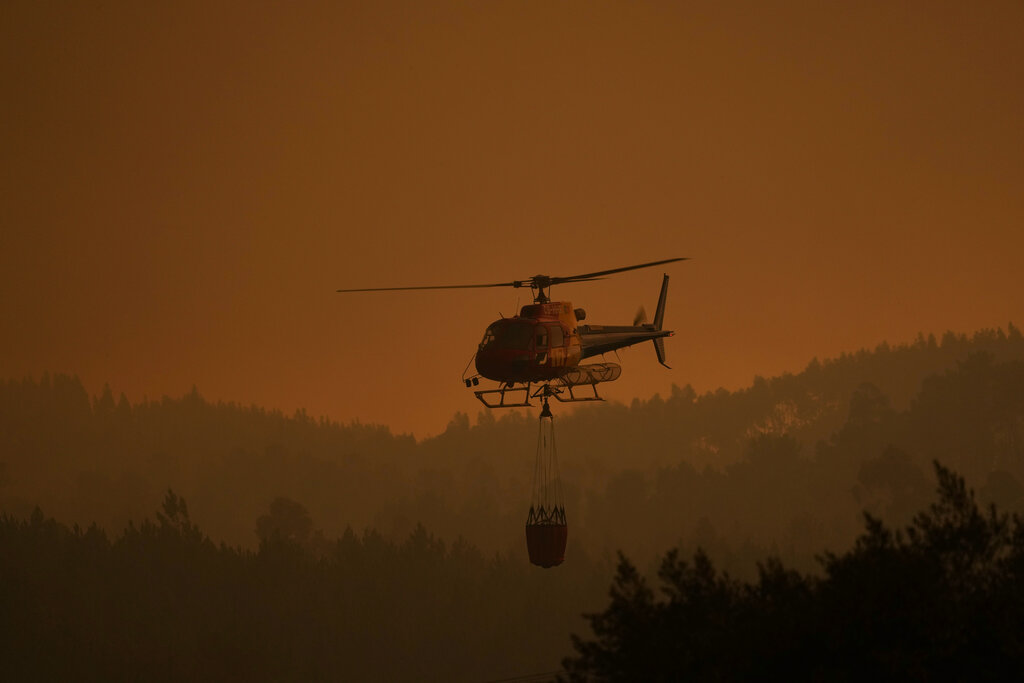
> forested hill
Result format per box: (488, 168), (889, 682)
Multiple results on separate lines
(537, 325), (1024, 474)
(2, 324), (1023, 570)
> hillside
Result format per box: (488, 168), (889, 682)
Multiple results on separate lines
(2, 324), (1023, 573)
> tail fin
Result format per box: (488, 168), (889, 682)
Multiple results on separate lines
(653, 274), (670, 368)
(653, 274), (669, 331)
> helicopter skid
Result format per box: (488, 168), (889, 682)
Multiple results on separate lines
(473, 379), (607, 408)
(474, 383), (534, 408)
(548, 381), (604, 403)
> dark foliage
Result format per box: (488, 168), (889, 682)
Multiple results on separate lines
(0, 492), (607, 682)
(3, 326), (1023, 574)
(562, 462), (1024, 681)
(2, 325), (1023, 679)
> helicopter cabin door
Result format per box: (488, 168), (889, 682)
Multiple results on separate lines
(540, 323), (566, 367)
(534, 325), (549, 366)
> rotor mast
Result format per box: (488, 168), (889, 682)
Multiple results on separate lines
(529, 275), (554, 304)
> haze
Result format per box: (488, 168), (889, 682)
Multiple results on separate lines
(3, 1), (1022, 438)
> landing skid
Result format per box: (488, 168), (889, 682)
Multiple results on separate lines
(547, 381), (604, 403)
(474, 383), (533, 408)
(473, 380), (605, 408)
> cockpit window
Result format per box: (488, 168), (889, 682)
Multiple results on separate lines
(536, 328), (548, 348)
(480, 322), (534, 350)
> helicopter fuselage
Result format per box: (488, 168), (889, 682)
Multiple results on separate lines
(474, 295), (672, 385)
(337, 260), (684, 407)
(474, 302), (582, 383)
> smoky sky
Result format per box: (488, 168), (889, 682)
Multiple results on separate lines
(2, 1), (1022, 437)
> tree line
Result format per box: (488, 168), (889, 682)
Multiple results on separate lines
(563, 462), (1024, 680)
(1, 491), (608, 682)
(2, 324), (1024, 678)
(7, 325), (1021, 574)
(4, 461), (1022, 679)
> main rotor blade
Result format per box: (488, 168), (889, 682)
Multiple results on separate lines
(336, 281), (517, 293)
(337, 258), (683, 294)
(550, 257), (688, 285)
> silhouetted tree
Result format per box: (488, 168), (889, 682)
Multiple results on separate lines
(563, 462), (1024, 681)
(256, 496), (313, 547)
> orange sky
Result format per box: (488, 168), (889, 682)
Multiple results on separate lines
(3, 1), (1022, 438)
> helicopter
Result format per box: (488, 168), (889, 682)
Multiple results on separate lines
(337, 257), (687, 407)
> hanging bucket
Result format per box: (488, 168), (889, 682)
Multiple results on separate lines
(526, 505), (567, 568)
(526, 398), (567, 568)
